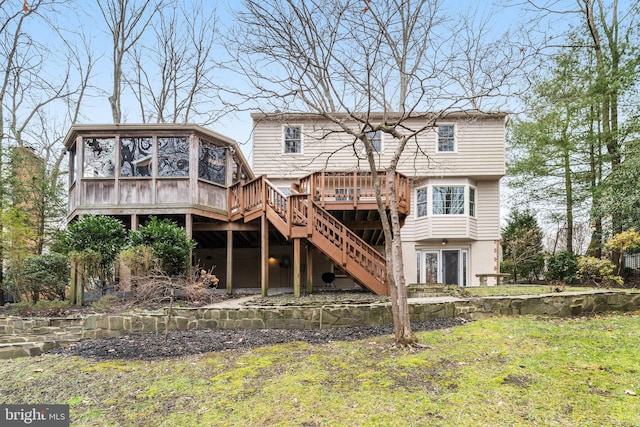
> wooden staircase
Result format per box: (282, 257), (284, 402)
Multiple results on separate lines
(228, 175), (389, 295)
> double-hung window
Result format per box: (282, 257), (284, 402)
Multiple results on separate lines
(416, 187), (428, 217)
(366, 130), (382, 152)
(469, 187), (476, 217)
(432, 186), (465, 215)
(284, 126), (302, 154)
(437, 125), (455, 152)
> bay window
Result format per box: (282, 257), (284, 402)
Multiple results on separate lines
(432, 186), (464, 215)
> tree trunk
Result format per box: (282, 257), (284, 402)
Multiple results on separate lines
(387, 171), (416, 345)
(367, 148), (415, 346)
(562, 120), (573, 254)
(585, 0), (622, 262)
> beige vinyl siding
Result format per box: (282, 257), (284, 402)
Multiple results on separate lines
(401, 240), (419, 284)
(476, 180), (501, 240)
(414, 216), (476, 240)
(252, 116), (506, 180)
(252, 121), (365, 179)
(469, 240), (501, 285)
(470, 217), (478, 236)
(400, 212), (416, 241)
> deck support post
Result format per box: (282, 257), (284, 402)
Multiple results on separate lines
(226, 229), (233, 295)
(69, 261), (84, 306)
(293, 238), (301, 298)
(131, 214), (138, 231)
(261, 214), (269, 297)
(186, 213), (193, 275)
(70, 262), (77, 305)
(306, 244), (313, 294)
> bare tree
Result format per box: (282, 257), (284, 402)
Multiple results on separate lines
(0, 1), (56, 303)
(229, 0), (530, 346)
(126, 0), (222, 125)
(96, 0), (164, 124)
(1, 1), (95, 302)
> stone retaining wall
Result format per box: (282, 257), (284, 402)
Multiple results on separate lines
(0, 290), (638, 359)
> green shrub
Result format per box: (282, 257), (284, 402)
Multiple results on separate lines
(577, 256), (624, 287)
(501, 209), (545, 282)
(118, 245), (157, 276)
(63, 215), (127, 293)
(605, 229), (640, 274)
(128, 217), (195, 276)
(22, 253), (70, 302)
(91, 295), (121, 313)
(8, 300), (71, 317)
(545, 251), (578, 284)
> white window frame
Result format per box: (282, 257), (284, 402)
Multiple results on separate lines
(415, 183), (477, 217)
(335, 187), (359, 201)
(366, 130), (383, 153)
(469, 186), (476, 217)
(436, 124), (456, 153)
(283, 125), (303, 154)
(416, 187), (428, 217)
(432, 185), (465, 215)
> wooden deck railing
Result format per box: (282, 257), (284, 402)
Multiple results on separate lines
(243, 176), (266, 213)
(296, 170), (410, 213)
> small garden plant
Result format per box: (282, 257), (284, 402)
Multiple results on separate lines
(8, 300), (71, 317)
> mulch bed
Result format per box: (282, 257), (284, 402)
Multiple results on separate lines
(50, 318), (466, 361)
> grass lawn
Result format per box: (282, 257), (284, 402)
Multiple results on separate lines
(1, 313), (638, 426)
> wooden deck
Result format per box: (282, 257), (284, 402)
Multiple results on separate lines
(72, 170), (408, 296)
(229, 171), (410, 295)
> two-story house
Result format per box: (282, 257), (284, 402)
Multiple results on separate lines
(64, 111), (506, 296)
(251, 111), (507, 287)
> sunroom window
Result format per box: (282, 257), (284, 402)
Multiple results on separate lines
(198, 140), (226, 185)
(120, 137), (153, 177)
(158, 137), (189, 177)
(84, 137), (115, 177)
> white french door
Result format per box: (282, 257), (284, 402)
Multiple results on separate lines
(417, 249), (468, 286)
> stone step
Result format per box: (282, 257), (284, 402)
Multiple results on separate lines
(0, 340), (77, 359)
(0, 336), (28, 344)
(408, 292), (452, 299)
(407, 283), (446, 290)
(407, 283), (453, 298)
(49, 317), (85, 327)
(1, 332), (83, 342)
(29, 326), (68, 335)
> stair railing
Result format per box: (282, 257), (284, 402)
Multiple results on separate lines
(309, 202), (387, 289)
(229, 175), (389, 294)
